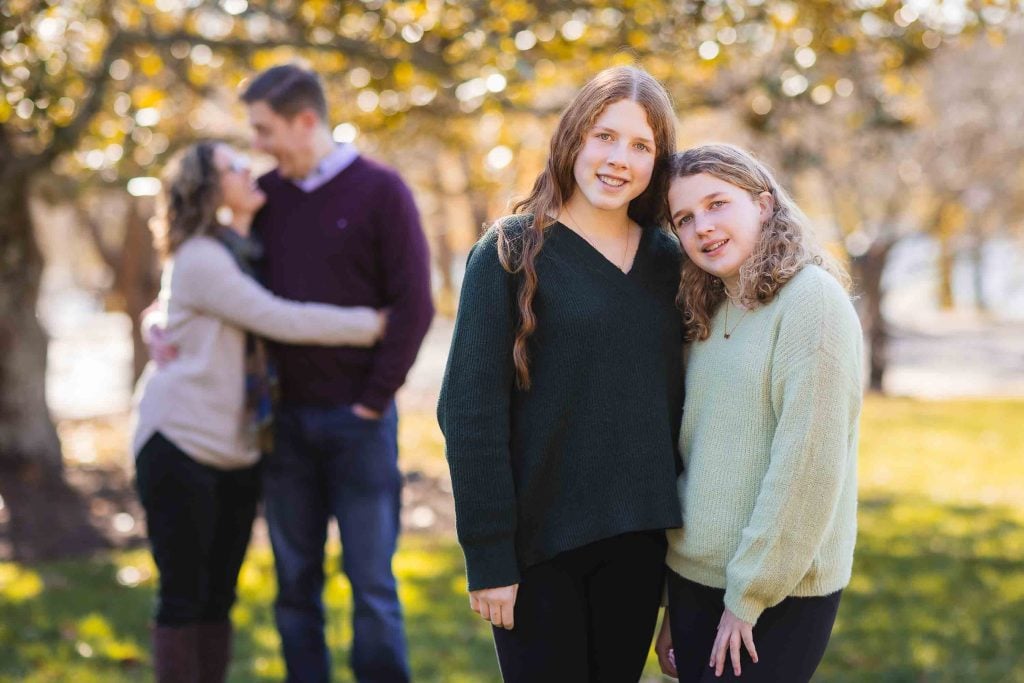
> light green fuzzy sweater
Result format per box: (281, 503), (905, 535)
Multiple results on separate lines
(666, 265), (864, 625)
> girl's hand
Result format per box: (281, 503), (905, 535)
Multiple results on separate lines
(469, 584), (519, 630)
(710, 608), (758, 677)
(655, 609), (677, 677)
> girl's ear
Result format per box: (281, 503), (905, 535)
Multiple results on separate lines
(757, 191), (775, 224)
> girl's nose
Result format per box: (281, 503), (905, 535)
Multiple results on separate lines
(606, 142), (629, 167)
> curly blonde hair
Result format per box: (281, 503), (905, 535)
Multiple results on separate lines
(149, 141), (223, 260)
(670, 144), (850, 342)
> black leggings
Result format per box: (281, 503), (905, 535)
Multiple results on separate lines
(666, 570), (841, 683)
(135, 432), (261, 626)
(492, 530), (667, 683)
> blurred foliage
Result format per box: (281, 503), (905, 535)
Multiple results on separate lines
(3, 0), (1017, 188)
(2, 396), (1024, 682)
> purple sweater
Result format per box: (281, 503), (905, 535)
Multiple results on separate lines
(253, 155), (434, 412)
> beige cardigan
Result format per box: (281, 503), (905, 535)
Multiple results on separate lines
(131, 235), (383, 469)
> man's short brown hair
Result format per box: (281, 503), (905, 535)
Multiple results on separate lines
(241, 64), (328, 121)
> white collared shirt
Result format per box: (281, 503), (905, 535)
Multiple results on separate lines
(292, 143), (360, 193)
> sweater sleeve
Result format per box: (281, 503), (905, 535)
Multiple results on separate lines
(174, 239), (384, 346)
(724, 278), (863, 625)
(436, 230), (521, 591)
(356, 174), (435, 412)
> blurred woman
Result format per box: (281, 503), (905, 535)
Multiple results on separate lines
(438, 66), (684, 682)
(655, 144), (862, 683)
(132, 140), (385, 683)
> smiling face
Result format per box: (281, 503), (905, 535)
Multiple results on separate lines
(668, 172), (773, 291)
(212, 144), (265, 216)
(569, 98), (657, 216)
(246, 101), (318, 179)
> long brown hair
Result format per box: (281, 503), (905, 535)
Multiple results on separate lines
(498, 66), (677, 389)
(670, 144), (851, 342)
(149, 141), (223, 260)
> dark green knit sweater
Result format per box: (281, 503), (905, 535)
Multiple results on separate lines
(437, 219), (685, 591)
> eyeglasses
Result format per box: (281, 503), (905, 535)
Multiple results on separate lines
(224, 155), (252, 174)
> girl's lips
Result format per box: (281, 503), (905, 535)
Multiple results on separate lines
(597, 174), (627, 189)
(702, 238), (729, 256)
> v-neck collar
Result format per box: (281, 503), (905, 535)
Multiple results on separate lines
(552, 220), (650, 281)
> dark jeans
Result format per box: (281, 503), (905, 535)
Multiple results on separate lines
(263, 402), (409, 683)
(135, 432), (261, 626)
(492, 530), (667, 683)
(666, 570), (842, 683)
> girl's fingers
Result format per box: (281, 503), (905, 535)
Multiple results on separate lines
(492, 600), (506, 629)
(489, 605), (504, 629)
(469, 594), (479, 612)
(478, 601), (491, 621)
(743, 629), (759, 664)
(730, 632), (742, 676)
(714, 633), (728, 676)
(498, 601), (514, 630)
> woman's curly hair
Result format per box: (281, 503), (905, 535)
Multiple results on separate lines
(149, 140), (222, 259)
(670, 144), (850, 342)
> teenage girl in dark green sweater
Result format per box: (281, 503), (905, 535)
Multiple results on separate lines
(438, 66), (684, 682)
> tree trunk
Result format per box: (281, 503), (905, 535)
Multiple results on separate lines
(117, 198), (159, 381)
(78, 194), (160, 382)
(429, 157), (457, 317)
(0, 171), (107, 561)
(970, 233), (987, 314)
(937, 230), (955, 310)
(851, 239), (895, 393)
(935, 201), (965, 310)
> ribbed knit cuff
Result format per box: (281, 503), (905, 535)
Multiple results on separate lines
(723, 588), (766, 626)
(463, 537), (521, 592)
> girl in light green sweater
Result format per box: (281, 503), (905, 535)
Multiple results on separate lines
(655, 144), (863, 682)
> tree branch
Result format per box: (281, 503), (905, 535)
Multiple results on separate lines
(36, 30), (127, 170)
(119, 27), (452, 79)
(74, 201), (119, 271)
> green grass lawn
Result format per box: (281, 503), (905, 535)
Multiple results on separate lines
(2, 397), (1024, 682)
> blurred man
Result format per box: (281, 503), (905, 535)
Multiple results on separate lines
(242, 64), (433, 683)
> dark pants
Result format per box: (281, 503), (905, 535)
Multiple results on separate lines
(263, 402), (409, 683)
(492, 530), (667, 683)
(666, 570), (842, 683)
(135, 432), (261, 626)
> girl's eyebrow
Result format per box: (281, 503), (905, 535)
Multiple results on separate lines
(591, 125), (655, 146)
(671, 192), (726, 220)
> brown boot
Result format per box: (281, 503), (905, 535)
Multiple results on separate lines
(153, 624), (199, 683)
(195, 620), (233, 683)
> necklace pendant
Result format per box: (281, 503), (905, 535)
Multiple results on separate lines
(724, 333), (731, 339)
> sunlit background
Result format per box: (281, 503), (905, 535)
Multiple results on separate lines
(1, 0), (1023, 681)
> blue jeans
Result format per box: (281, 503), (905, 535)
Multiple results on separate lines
(263, 402), (409, 683)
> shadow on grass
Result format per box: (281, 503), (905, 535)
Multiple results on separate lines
(3, 498), (1023, 682)
(816, 496), (1024, 683)
(0, 538), (499, 683)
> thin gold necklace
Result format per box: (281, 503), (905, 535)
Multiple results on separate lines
(722, 298), (749, 340)
(563, 207), (632, 272)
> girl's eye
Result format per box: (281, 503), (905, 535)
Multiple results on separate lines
(710, 200), (726, 209)
(596, 132), (612, 140)
(634, 142), (651, 152)
(677, 215), (692, 226)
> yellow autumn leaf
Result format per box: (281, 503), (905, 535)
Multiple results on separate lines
(140, 53), (164, 77)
